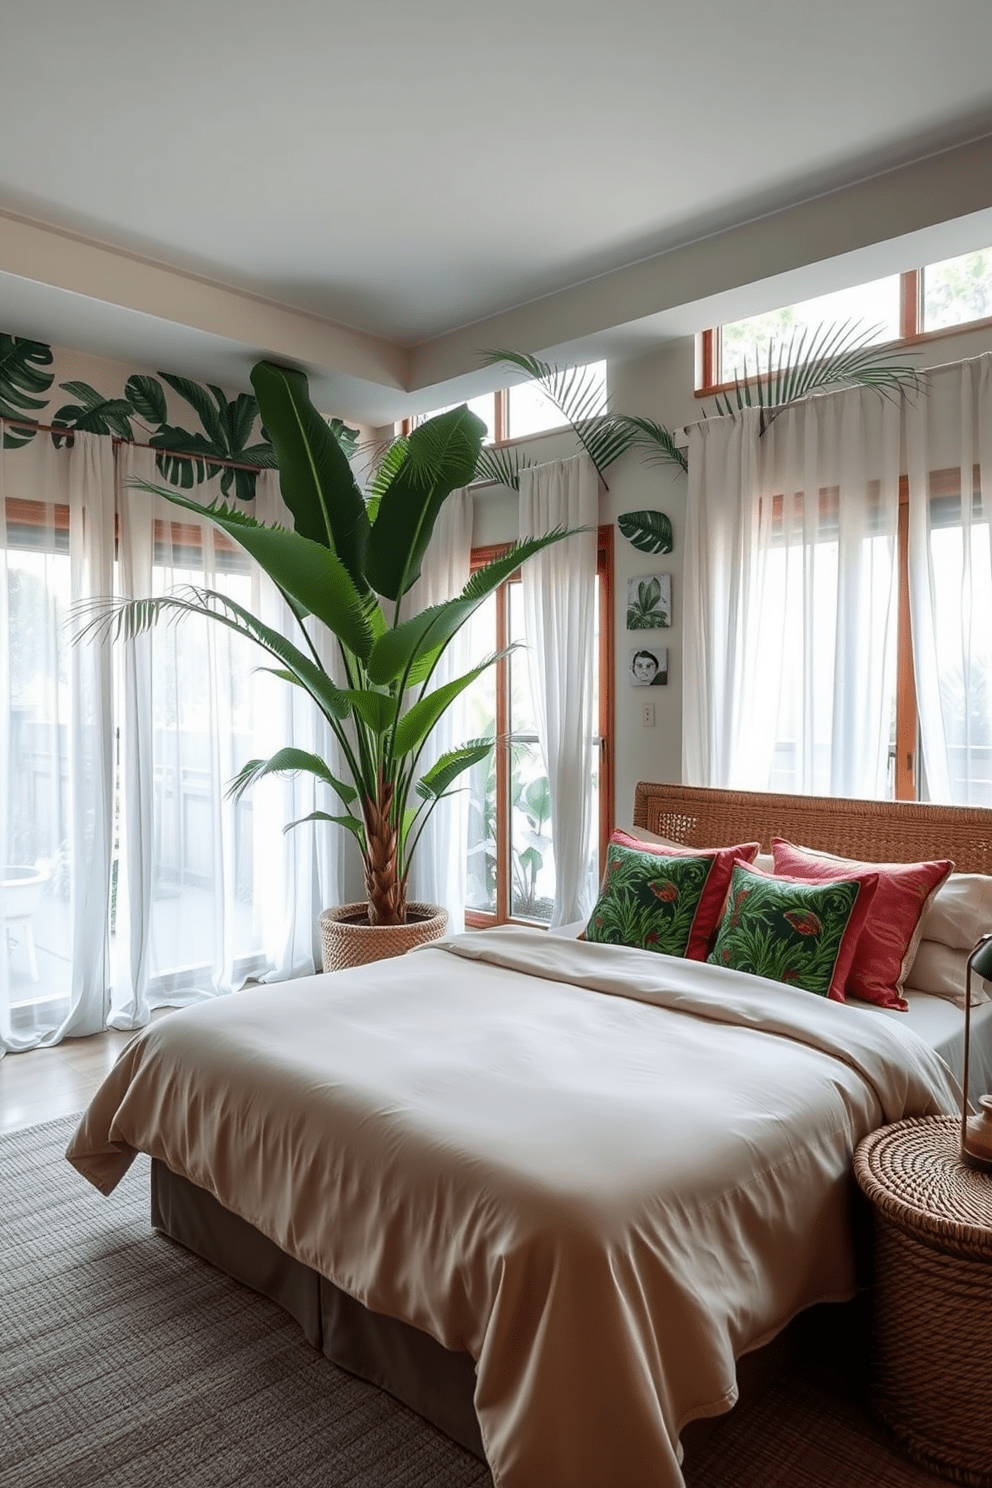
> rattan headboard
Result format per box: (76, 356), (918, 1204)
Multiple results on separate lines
(632, 783), (992, 876)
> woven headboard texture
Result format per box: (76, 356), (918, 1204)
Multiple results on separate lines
(632, 783), (992, 876)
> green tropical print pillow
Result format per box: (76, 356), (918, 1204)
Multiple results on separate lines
(707, 863), (862, 999)
(585, 842), (714, 956)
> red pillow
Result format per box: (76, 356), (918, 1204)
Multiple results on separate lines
(610, 830), (759, 960)
(771, 838), (954, 1011)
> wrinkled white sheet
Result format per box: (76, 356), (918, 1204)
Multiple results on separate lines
(67, 928), (960, 1488)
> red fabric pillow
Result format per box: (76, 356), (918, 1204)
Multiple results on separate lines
(771, 838), (954, 1011)
(610, 829), (759, 960)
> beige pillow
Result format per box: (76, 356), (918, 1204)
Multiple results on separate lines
(622, 825), (771, 873)
(904, 872), (992, 1006)
(621, 824), (675, 845)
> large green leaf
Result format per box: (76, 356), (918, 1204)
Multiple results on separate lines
(250, 361), (370, 586)
(51, 382), (136, 444)
(617, 509), (673, 554)
(227, 747), (356, 806)
(0, 335), (54, 448)
(124, 374), (168, 425)
(341, 689), (397, 734)
(365, 529), (573, 686)
(393, 656), (499, 759)
(150, 425), (223, 487)
(128, 480), (374, 659)
(158, 373), (228, 449)
(284, 809), (365, 843)
(415, 740), (493, 800)
(365, 405), (485, 601)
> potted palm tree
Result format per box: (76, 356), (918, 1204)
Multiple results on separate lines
(82, 360), (574, 969)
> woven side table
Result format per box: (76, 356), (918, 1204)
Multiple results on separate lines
(854, 1115), (992, 1486)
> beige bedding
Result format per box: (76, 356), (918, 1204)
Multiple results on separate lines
(67, 928), (960, 1488)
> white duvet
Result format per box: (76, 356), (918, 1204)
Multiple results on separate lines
(67, 928), (960, 1488)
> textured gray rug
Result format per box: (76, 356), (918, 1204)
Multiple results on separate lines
(2, 1116), (492, 1488)
(2, 1116), (952, 1488)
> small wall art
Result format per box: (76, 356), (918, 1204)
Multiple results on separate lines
(627, 573), (671, 630)
(617, 510), (673, 554)
(629, 645), (668, 687)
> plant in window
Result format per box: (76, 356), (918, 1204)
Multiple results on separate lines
(77, 362), (574, 929)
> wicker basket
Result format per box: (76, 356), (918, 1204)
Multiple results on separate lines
(318, 902), (448, 973)
(854, 1116), (992, 1486)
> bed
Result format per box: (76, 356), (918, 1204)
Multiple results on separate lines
(66, 783), (992, 1488)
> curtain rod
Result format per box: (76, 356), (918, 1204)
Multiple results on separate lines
(0, 415), (270, 477)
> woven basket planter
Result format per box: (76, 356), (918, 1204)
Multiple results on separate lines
(854, 1116), (992, 1486)
(318, 902), (448, 973)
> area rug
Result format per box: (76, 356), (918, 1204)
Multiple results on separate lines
(2, 1115), (951, 1488)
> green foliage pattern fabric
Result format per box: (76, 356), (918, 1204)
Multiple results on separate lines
(707, 864), (862, 998)
(585, 843), (713, 956)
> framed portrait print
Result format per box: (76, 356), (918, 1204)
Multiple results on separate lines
(629, 645), (668, 686)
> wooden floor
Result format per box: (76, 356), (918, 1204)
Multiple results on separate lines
(0, 1014), (171, 1134)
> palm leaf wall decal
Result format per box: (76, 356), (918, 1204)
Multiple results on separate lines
(617, 510), (674, 554)
(140, 373), (277, 502)
(51, 381), (137, 445)
(0, 335), (54, 449)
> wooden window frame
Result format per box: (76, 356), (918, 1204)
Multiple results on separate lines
(464, 525), (614, 928)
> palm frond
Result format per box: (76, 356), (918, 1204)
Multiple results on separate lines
(71, 586), (353, 724)
(472, 444), (534, 491)
(710, 319), (921, 425)
(608, 416), (688, 475)
(482, 349), (622, 484)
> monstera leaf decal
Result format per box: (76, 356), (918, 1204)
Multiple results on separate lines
(617, 509), (674, 555)
(128, 373), (277, 503)
(51, 382), (137, 445)
(0, 336), (54, 449)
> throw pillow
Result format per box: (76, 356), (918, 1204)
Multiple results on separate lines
(771, 838), (953, 1011)
(707, 860), (879, 1002)
(609, 829), (760, 959)
(584, 841), (717, 958)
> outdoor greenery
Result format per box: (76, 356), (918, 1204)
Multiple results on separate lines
(76, 361), (575, 927)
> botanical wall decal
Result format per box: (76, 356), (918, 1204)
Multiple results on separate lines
(0, 336), (55, 450)
(0, 331), (367, 504)
(617, 509), (673, 555)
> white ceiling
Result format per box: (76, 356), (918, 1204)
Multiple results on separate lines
(2, 0), (992, 419)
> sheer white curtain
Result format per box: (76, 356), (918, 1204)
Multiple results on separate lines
(113, 449), (279, 1024)
(907, 353), (992, 804)
(684, 390), (901, 797)
(404, 489), (472, 931)
(520, 455), (598, 927)
(1, 431), (115, 1053)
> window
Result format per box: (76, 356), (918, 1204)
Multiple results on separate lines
(463, 528), (613, 926)
(719, 276), (901, 383)
(409, 362), (607, 445)
(3, 500), (72, 1014)
(923, 248), (992, 334)
(699, 249), (992, 393)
